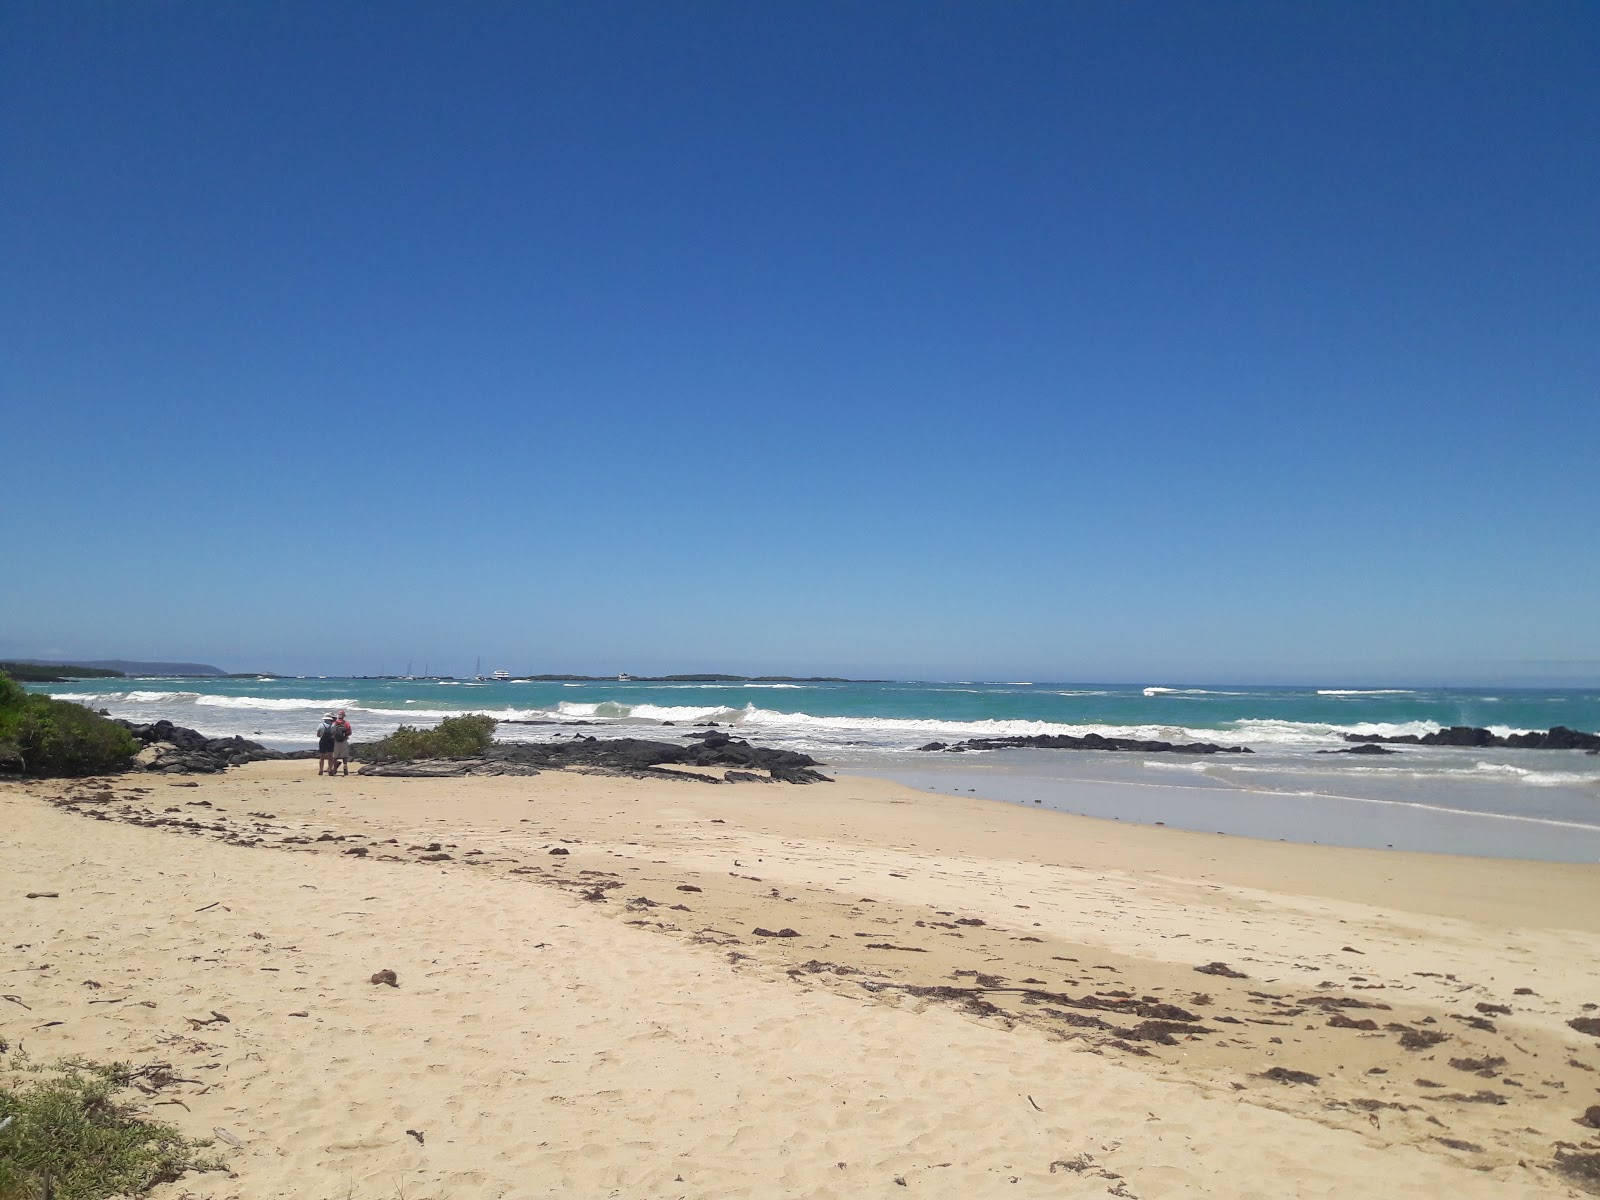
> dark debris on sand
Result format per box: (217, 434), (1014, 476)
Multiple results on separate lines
(1259, 1067), (1320, 1086)
(1555, 1148), (1600, 1192)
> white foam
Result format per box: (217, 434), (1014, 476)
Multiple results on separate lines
(50, 689), (203, 705)
(554, 700), (746, 722)
(1225, 717), (1444, 745)
(1472, 761), (1600, 787)
(195, 694), (349, 711)
(1143, 686), (1248, 697)
(361, 705), (550, 722)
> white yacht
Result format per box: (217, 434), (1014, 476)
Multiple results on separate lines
(492, 669), (511, 681)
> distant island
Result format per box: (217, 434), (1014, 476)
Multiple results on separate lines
(1, 661), (127, 683)
(5, 663), (883, 684)
(514, 674), (878, 683)
(3, 659), (225, 679)
(348, 674), (882, 684)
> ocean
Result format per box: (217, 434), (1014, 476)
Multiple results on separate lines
(35, 677), (1600, 863)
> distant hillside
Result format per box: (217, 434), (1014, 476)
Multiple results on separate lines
(11, 658), (225, 677)
(1, 661), (126, 682)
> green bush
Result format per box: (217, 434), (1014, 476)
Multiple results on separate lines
(0, 673), (138, 777)
(360, 712), (498, 761)
(0, 1056), (219, 1200)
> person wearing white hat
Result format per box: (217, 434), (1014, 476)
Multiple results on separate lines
(331, 709), (353, 775)
(316, 712), (337, 776)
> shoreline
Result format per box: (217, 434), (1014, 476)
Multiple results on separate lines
(857, 758), (1600, 864)
(5, 762), (1600, 1197)
(30, 675), (1600, 864)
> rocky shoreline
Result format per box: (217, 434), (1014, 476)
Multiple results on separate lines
(99, 718), (1600, 781)
(117, 719), (313, 774)
(114, 720), (830, 783)
(1344, 725), (1600, 752)
(358, 729), (831, 783)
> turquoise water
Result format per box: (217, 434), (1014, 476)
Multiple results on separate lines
(35, 676), (1600, 860)
(36, 676), (1600, 745)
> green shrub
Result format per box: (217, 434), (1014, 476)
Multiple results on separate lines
(360, 712), (498, 761)
(0, 1056), (220, 1200)
(0, 673), (138, 777)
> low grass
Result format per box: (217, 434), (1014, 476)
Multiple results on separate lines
(0, 1056), (220, 1200)
(359, 712), (498, 761)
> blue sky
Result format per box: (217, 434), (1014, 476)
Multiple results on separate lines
(3, 1), (1597, 683)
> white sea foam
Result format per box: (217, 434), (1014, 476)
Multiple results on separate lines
(51, 690), (202, 705)
(1143, 686), (1248, 697)
(196, 694), (349, 711)
(361, 705), (551, 722)
(1225, 718), (1442, 744)
(554, 700), (746, 722)
(1472, 762), (1600, 787)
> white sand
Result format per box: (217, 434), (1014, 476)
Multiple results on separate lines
(5, 763), (1600, 1198)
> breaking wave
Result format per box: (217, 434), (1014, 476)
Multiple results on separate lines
(195, 694), (350, 711)
(1471, 762), (1600, 788)
(1143, 686), (1249, 697)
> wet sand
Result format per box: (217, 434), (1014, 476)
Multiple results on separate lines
(5, 761), (1600, 1198)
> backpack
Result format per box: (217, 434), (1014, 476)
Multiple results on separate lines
(334, 719), (351, 742)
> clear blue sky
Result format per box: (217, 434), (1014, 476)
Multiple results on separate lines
(3, 1), (1597, 683)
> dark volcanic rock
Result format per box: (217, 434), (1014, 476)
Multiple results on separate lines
(920, 733), (1252, 755)
(359, 759), (544, 778)
(359, 732), (831, 784)
(1316, 743), (1398, 755)
(117, 720), (308, 774)
(1345, 725), (1600, 751)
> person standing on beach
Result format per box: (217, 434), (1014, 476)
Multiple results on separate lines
(332, 709), (352, 776)
(316, 712), (337, 775)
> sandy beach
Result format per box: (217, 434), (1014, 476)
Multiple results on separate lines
(5, 762), (1600, 1198)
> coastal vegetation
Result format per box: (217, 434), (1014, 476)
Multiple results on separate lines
(0, 1055), (219, 1199)
(0, 673), (138, 777)
(360, 712), (497, 760)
